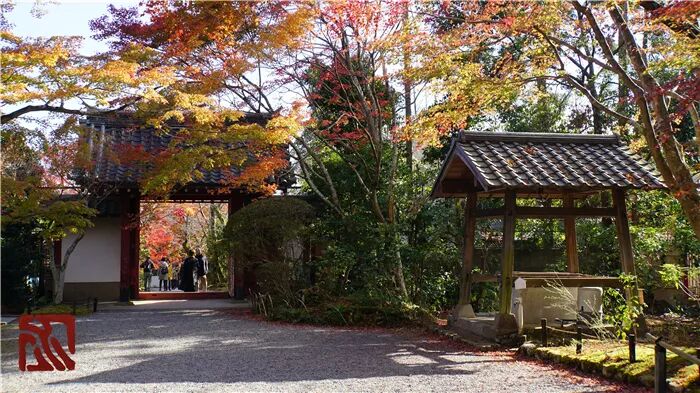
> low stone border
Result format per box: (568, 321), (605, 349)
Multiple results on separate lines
(426, 324), (501, 351)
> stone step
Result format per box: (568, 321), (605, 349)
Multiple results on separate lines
(137, 291), (229, 300)
(449, 316), (498, 340)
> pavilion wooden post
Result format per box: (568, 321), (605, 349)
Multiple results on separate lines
(564, 194), (580, 273)
(613, 189), (636, 276)
(613, 189), (640, 306)
(454, 192), (477, 319)
(499, 191), (516, 315)
(495, 191), (518, 335)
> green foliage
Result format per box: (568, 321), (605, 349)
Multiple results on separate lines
(471, 282), (499, 313)
(399, 195), (462, 310)
(223, 197), (315, 302)
(253, 292), (434, 327)
(225, 197), (315, 263)
(626, 191), (700, 303)
(1, 223), (45, 313)
(239, 140), (463, 323)
(499, 91), (568, 134)
(311, 212), (397, 297)
(659, 263), (684, 290)
(396, 168), (462, 312)
(576, 218), (621, 276)
(203, 205), (229, 289)
(603, 274), (644, 338)
(303, 158), (463, 312)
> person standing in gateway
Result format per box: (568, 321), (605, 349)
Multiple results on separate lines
(140, 257), (155, 292)
(195, 248), (209, 292)
(170, 262), (179, 290)
(180, 250), (197, 292)
(158, 257), (170, 291)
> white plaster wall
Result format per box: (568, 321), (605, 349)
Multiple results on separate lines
(63, 217), (121, 283)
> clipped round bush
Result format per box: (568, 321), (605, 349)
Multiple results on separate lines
(224, 197), (315, 303)
(225, 196), (315, 263)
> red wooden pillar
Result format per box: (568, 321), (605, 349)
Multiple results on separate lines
(119, 192), (129, 302)
(119, 190), (141, 302)
(53, 240), (62, 267)
(129, 195), (140, 298)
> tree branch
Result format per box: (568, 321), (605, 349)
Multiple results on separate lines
(570, 1), (645, 96)
(2, 105), (86, 123)
(290, 141), (344, 217)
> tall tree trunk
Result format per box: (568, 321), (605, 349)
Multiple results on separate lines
(574, 2), (700, 240)
(403, 37), (413, 173)
(608, 6), (700, 239)
(617, 1), (629, 136)
(53, 269), (65, 305)
(385, 223), (409, 299)
(586, 66), (603, 135)
(386, 144), (409, 299)
(394, 235), (409, 300)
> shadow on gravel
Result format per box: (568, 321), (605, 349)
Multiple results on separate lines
(8, 309), (510, 385)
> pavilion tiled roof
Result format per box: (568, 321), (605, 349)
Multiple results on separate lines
(432, 132), (665, 197)
(77, 113), (272, 187)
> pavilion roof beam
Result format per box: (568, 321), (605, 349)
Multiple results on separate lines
(473, 206), (617, 219)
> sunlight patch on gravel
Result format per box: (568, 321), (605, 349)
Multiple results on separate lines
(1, 307), (643, 393)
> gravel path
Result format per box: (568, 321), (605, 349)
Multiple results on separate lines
(1, 302), (642, 393)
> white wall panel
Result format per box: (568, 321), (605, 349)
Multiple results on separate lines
(63, 217), (121, 283)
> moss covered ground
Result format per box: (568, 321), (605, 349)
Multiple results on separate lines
(526, 341), (699, 392)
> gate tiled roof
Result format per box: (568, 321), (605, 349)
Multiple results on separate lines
(77, 113), (279, 188)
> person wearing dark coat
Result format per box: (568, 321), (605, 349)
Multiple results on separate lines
(140, 257), (155, 292)
(195, 248), (209, 292)
(179, 250), (197, 292)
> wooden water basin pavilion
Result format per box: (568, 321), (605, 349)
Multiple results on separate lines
(431, 132), (665, 339)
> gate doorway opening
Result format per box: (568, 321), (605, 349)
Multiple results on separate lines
(137, 201), (230, 300)
(116, 190), (255, 302)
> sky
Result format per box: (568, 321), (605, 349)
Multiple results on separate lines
(6, 1), (133, 54)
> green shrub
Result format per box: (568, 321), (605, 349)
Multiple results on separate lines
(224, 196), (315, 304)
(1, 223), (44, 313)
(259, 293), (434, 327)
